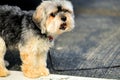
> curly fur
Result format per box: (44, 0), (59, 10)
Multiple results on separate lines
(0, 5), (47, 48)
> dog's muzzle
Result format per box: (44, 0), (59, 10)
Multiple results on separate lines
(59, 23), (67, 30)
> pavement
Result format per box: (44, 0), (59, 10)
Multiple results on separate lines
(0, 71), (115, 80)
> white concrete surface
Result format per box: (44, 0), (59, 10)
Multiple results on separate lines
(0, 71), (115, 80)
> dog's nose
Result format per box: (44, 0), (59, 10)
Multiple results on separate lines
(61, 16), (67, 21)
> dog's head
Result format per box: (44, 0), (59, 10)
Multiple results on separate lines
(33, 0), (75, 36)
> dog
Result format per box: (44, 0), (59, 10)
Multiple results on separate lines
(0, 0), (74, 78)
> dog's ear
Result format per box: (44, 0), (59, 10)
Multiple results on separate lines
(33, 4), (46, 34)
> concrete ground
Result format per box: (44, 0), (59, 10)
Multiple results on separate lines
(0, 71), (115, 80)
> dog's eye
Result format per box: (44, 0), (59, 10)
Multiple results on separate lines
(50, 13), (56, 17)
(64, 10), (69, 12)
(63, 9), (72, 13)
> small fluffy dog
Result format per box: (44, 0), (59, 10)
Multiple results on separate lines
(0, 0), (74, 78)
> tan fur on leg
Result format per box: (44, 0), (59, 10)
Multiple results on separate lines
(18, 34), (51, 78)
(0, 37), (9, 77)
(22, 63), (49, 78)
(20, 52), (49, 78)
(0, 65), (9, 77)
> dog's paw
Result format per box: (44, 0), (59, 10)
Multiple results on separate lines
(0, 68), (9, 77)
(22, 65), (49, 78)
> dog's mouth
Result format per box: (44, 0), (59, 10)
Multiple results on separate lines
(59, 23), (67, 30)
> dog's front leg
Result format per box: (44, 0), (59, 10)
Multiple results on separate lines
(19, 47), (49, 78)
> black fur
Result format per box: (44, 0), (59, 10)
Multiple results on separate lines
(0, 5), (47, 48)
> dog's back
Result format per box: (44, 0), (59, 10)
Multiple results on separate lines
(0, 5), (24, 47)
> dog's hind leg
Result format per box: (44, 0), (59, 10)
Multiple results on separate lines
(0, 37), (9, 77)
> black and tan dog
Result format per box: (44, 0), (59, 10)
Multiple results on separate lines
(0, 0), (74, 78)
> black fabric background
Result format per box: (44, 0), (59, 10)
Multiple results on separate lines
(0, 0), (42, 10)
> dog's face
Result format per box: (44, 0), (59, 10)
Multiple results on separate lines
(33, 0), (74, 36)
